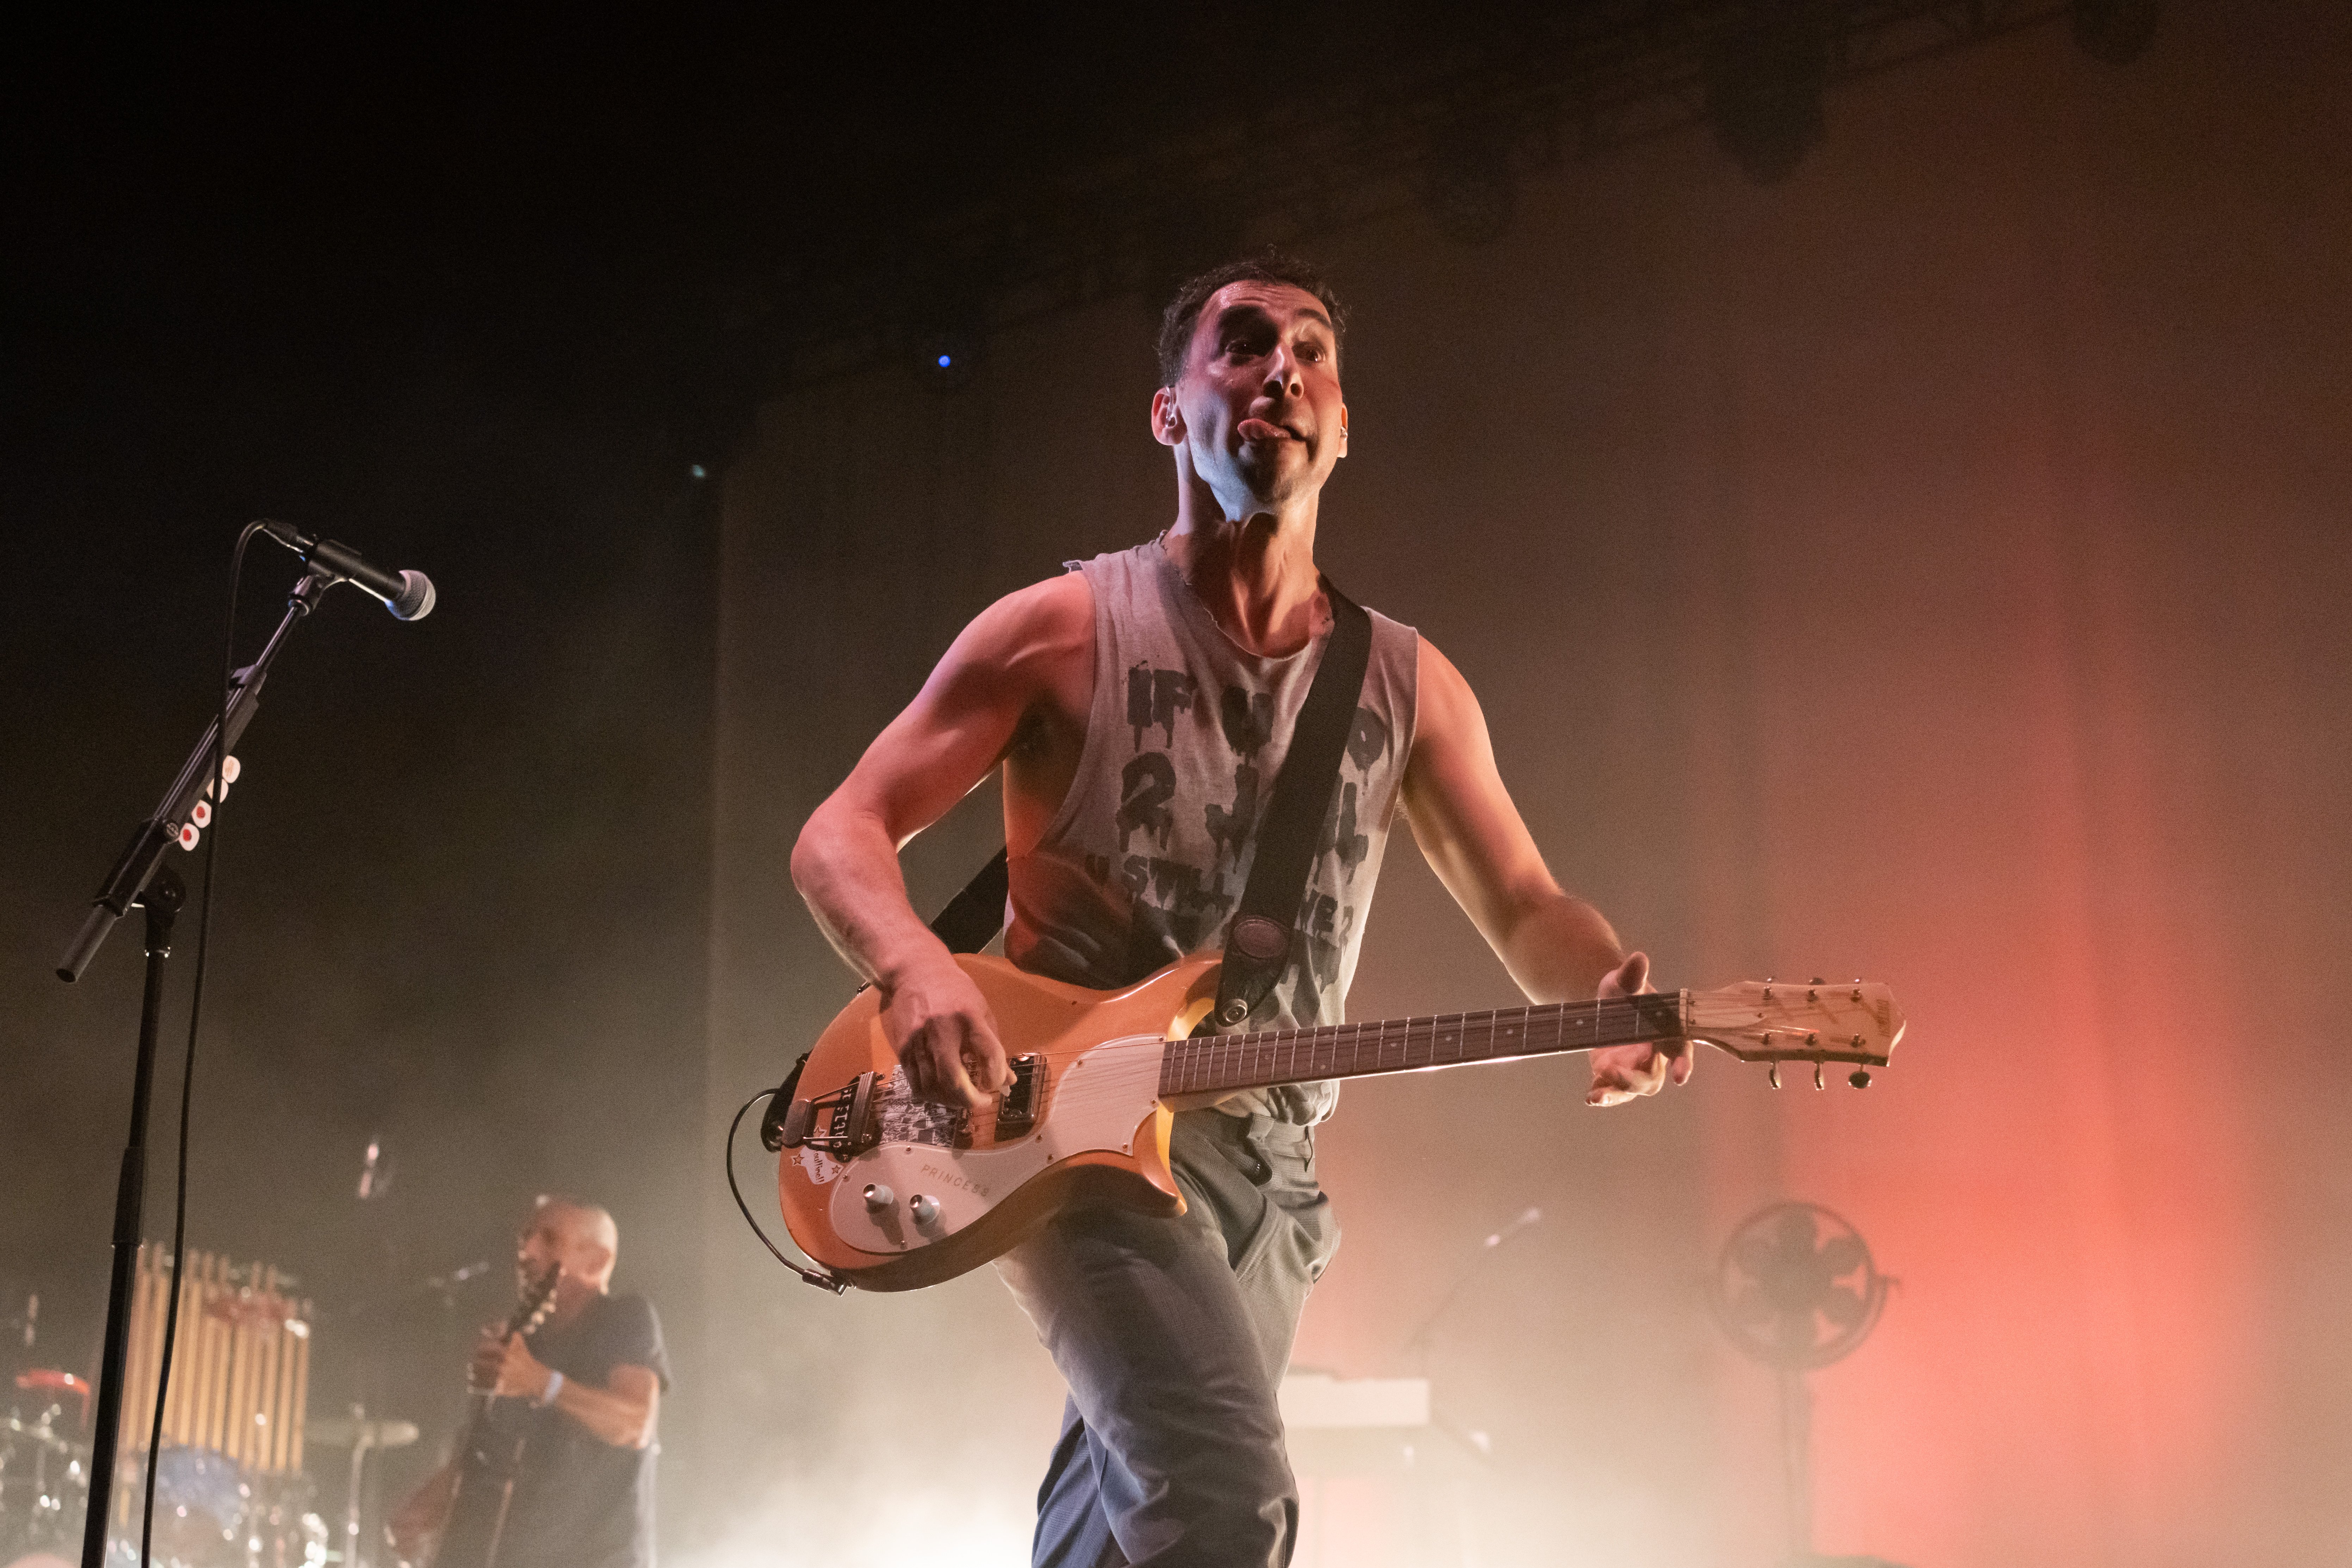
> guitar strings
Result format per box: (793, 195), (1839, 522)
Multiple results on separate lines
(935, 987), (1883, 1126)
(978, 997), (1655, 1122)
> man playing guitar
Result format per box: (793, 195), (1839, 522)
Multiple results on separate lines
(389, 1197), (669, 1568)
(791, 254), (1691, 1567)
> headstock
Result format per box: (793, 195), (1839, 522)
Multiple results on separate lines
(1686, 979), (1904, 1085)
(508, 1262), (563, 1339)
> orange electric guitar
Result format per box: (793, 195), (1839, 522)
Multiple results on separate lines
(773, 952), (1904, 1292)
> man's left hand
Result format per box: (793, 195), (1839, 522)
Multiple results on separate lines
(470, 1327), (556, 1402)
(1586, 952), (1695, 1107)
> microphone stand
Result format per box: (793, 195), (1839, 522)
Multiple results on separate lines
(1398, 1207), (1542, 1371)
(62, 571), (328, 1568)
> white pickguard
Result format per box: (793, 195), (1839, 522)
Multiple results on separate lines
(825, 1035), (1169, 1254)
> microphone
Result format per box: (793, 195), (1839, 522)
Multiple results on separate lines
(258, 519), (437, 620)
(424, 1260), (493, 1292)
(421, 1259), (493, 1307)
(356, 1135), (393, 1201)
(1481, 1207), (1542, 1250)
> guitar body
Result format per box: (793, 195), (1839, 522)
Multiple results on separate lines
(429, 1421), (526, 1568)
(776, 953), (1223, 1291)
(407, 1264), (561, 1568)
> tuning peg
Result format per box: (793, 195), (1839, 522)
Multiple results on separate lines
(176, 823), (201, 850)
(1812, 1061), (1826, 1091)
(1848, 1068), (1873, 1089)
(189, 800), (212, 829)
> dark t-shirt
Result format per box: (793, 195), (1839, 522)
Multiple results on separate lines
(494, 1292), (671, 1568)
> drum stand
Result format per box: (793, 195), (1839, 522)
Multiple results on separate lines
(305, 1407), (419, 1568)
(341, 1406), (377, 1568)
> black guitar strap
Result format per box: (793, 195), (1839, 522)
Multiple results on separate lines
(927, 846), (1010, 954)
(757, 580), (1372, 1281)
(924, 577), (1373, 1034)
(1211, 578), (1371, 1029)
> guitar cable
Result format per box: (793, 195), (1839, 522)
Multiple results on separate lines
(724, 1091), (847, 1294)
(135, 521), (263, 1567)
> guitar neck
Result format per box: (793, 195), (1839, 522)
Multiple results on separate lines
(1158, 992), (1688, 1100)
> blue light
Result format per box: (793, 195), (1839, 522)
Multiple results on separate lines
(936, 353), (954, 369)
(688, 464), (707, 480)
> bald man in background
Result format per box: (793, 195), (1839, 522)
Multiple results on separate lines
(390, 1197), (671, 1568)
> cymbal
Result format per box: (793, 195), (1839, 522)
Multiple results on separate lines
(13, 1369), (88, 1396)
(305, 1416), (419, 1450)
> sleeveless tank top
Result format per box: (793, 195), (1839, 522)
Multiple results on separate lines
(1004, 539), (1419, 1124)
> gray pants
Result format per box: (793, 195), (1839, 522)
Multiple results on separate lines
(997, 1108), (1341, 1568)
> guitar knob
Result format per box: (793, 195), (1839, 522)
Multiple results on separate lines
(909, 1194), (941, 1227)
(862, 1184), (895, 1213)
(1848, 1068), (1873, 1089)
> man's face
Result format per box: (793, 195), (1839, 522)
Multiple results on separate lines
(1156, 280), (1347, 516)
(516, 1202), (615, 1295)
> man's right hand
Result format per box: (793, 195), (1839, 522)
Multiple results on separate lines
(386, 1462), (456, 1563)
(880, 952), (1011, 1108)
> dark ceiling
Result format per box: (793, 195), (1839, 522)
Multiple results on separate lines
(8, 3), (2131, 476)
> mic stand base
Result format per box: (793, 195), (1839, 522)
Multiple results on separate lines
(78, 868), (184, 1568)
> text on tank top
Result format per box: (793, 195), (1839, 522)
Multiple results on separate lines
(1004, 540), (1419, 1124)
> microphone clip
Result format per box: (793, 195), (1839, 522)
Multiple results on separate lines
(258, 518), (437, 621)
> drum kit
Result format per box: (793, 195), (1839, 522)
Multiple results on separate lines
(0, 1247), (421, 1568)
(0, 1437), (352, 1568)
(1, 1370), (89, 1567)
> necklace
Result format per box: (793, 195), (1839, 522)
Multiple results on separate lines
(1155, 529), (1331, 650)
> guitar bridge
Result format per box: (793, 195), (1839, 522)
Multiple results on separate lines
(994, 1054), (1043, 1138)
(775, 1071), (883, 1158)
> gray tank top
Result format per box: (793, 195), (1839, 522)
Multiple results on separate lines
(1004, 539), (1419, 1124)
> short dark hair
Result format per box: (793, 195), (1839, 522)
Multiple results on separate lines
(1156, 252), (1347, 389)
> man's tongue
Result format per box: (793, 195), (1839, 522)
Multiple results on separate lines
(1237, 418), (1291, 443)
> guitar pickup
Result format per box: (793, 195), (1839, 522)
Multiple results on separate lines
(994, 1054), (1042, 1139)
(776, 1071), (882, 1158)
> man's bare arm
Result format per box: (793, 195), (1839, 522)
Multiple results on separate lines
(790, 574), (1093, 1106)
(474, 1329), (661, 1449)
(1400, 637), (1691, 1105)
(548, 1364), (660, 1449)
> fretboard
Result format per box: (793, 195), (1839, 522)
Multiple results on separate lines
(1156, 992), (1687, 1099)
